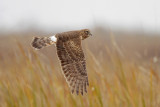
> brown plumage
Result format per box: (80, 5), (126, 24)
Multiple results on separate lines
(31, 37), (55, 49)
(31, 29), (92, 95)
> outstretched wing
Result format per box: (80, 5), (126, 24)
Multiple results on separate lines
(56, 36), (89, 95)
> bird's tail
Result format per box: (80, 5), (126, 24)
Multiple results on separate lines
(31, 36), (55, 50)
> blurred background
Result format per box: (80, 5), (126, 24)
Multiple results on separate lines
(0, 0), (160, 107)
(1, 0), (160, 33)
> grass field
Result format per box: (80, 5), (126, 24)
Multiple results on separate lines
(0, 30), (160, 107)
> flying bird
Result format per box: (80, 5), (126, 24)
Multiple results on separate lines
(31, 29), (92, 95)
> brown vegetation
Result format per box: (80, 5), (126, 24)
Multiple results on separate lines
(0, 31), (160, 107)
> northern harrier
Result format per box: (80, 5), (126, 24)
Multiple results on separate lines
(31, 29), (92, 95)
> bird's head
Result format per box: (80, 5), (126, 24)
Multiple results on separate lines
(80, 29), (92, 40)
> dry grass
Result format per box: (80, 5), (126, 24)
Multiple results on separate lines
(0, 31), (160, 107)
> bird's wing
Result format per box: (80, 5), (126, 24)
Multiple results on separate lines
(56, 37), (89, 95)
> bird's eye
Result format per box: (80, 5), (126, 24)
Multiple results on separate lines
(85, 31), (89, 34)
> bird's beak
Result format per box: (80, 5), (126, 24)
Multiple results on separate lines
(89, 33), (92, 36)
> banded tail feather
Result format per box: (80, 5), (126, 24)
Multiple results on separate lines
(31, 35), (57, 50)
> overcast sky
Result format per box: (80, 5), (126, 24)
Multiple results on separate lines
(0, 0), (160, 32)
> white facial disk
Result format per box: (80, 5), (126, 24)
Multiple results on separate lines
(50, 35), (57, 42)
